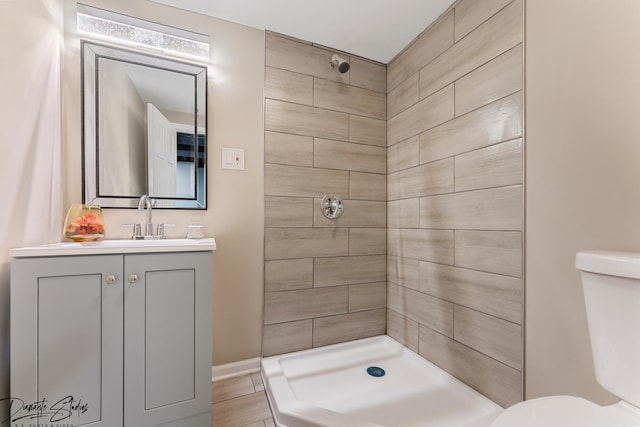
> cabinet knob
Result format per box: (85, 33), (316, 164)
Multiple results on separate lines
(105, 275), (117, 284)
(128, 274), (139, 284)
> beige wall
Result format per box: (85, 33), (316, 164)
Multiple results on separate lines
(262, 33), (387, 356)
(62, 0), (265, 365)
(525, 0), (640, 403)
(386, 0), (524, 408)
(0, 0), (64, 421)
(98, 60), (146, 196)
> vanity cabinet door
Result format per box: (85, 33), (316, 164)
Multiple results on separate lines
(10, 255), (124, 427)
(123, 252), (212, 427)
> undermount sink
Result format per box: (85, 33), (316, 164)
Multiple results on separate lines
(10, 238), (216, 257)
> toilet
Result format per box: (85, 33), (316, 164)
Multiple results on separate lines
(492, 251), (640, 426)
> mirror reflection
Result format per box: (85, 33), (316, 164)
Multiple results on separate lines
(82, 41), (207, 209)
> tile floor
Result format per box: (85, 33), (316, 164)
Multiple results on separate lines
(212, 372), (276, 427)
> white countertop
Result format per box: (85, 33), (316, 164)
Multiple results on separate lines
(10, 238), (217, 258)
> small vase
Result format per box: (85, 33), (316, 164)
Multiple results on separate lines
(64, 204), (105, 242)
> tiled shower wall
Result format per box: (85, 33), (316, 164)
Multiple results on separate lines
(262, 0), (524, 408)
(262, 33), (388, 356)
(386, 0), (524, 408)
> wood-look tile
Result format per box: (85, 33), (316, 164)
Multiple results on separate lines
(388, 11), (454, 91)
(314, 78), (386, 120)
(349, 282), (387, 312)
(348, 57), (386, 93)
(454, 305), (522, 370)
(388, 84), (454, 146)
(388, 284), (454, 337)
(454, 0), (516, 42)
(349, 115), (387, 147)
(388, 158), (454, 200)
(264, 131), (313, 167)
(419, 261), (522, 324)
(313, 139), (386, 174)
(312, 309), (386, 347)
(251, 373), (264, 392)
(387, 136), (419, 173)
(265, 196), (313, 228)
(264, 287), (348, 324)
(388, 72), (419, 119)
(350, 172), (386, 201)
(262, 320), (312, 357)
(419, 186), (523, 231)
(264, 67), (313, 105)
(239, 421), (266, 427)
(387, 309), (419, 353)
(419, 0), (523, 99)
(314, 255), (386, 287)
(349, 228), (387, 256)
(265, 99), (349, 140)
(455, 230), (523, 277)
(418, 325), (522, 408)
(387, 255), (420, 290)
(212, 391), (272, 427)
(264, 258), (313, 292)
(454, 45), (523, 116)
(329, 200), (384, 229)
(266, 33), (350, 84)
(264, 419), (276, 427)
(265, 228), (349, 260)
(313, 199), (386, 228)
(387, 198), (420, 229)
(387, 228), (454, 264)
(419, 92), (523, 164)
(454, 138), (523, 192)
(265, 164), (349, 197)
(212, 375), (255, 404)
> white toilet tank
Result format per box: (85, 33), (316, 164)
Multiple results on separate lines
(576, 251), (640, 407)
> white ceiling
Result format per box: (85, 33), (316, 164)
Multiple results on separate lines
(149, 0), (456, 64)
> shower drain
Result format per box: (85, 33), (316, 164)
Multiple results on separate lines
(366, 366), (386, 377)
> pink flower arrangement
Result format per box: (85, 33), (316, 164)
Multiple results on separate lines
(65, 213), (105, 238)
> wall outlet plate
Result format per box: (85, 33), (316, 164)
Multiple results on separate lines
(221, 147), (245, 170)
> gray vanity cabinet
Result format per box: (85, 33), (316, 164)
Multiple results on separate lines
(10, 251), (212, 427)
(123, 252), (212, 426)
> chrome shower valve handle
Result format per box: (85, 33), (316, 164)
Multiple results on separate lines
(321, 195), (344, 219)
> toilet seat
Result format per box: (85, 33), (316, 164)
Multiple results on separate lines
(491, 396), (640, 427)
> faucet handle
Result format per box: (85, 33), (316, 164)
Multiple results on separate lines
(122, 223), (143, 240)
(144, 223), (154, 237)
(156, 223), (175, 239)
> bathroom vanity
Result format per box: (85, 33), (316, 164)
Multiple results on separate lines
(9, 239), (216, 427)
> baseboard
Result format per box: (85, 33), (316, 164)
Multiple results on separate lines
(212, 357), (261, 382)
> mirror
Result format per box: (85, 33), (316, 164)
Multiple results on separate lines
(82, 41), (207, 209)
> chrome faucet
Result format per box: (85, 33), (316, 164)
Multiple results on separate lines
(138, 195), (153, 237)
